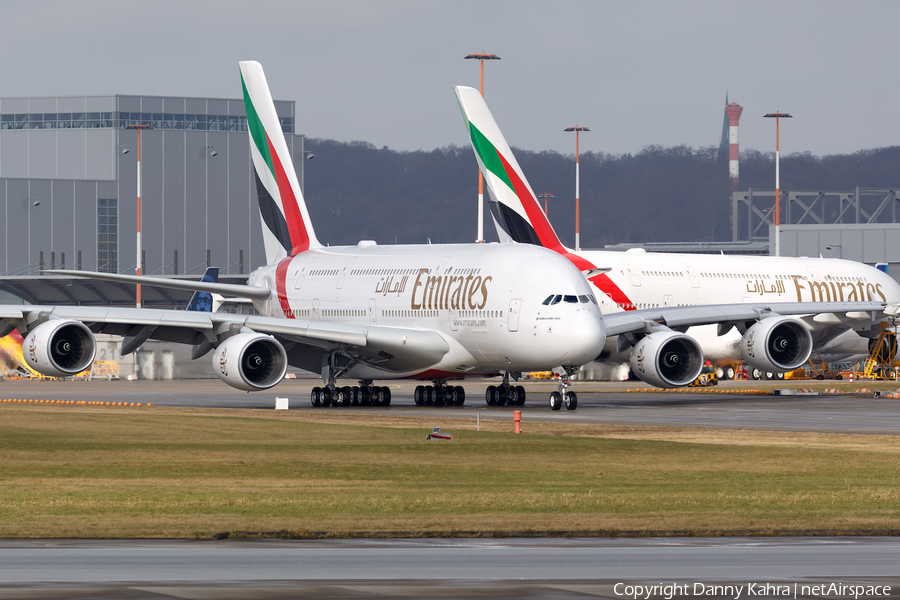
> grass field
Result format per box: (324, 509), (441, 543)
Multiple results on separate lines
(1, 404), (899, 539)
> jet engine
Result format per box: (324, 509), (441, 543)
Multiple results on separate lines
(629, 331), (703, 388)
(23, 319), (96, 377)
(212, 332), (288, 391)
(740, 317), (812, 372)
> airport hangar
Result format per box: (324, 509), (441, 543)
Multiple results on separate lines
(0, 94), (309, 309)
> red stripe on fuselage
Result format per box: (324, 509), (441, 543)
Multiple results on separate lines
(266, 134), (309, 256)
(275, 257), (295, 318)
(589, 272), (635, 310)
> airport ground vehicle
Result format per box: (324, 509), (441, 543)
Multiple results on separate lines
(688, 363), (718, 387)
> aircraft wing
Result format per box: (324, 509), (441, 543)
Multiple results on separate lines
(0, 305), (449, 374)
(600, 301), (887, 336)
(43, 270), (271, 300)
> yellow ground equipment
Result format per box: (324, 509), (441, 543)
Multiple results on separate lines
(689, 363), (718, 387)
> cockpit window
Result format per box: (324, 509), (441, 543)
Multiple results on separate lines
(550, 295), (562, 305)
(542, 295), (554, 305)
(578, 295), (589, 303)
(564, 295), (578, 303)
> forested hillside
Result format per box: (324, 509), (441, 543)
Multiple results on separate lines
(302, 139), (900, 249)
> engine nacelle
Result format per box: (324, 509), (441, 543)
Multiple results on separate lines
(629, 331), (703, 388)
(212, 332), (288, 391)
(740, 317), (812, 372)
(23, 320), (96, 377)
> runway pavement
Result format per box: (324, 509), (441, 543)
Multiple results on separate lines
(3, 377), (900, 434)
(0, 537), (898, 599)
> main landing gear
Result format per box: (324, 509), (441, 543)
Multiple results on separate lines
(414, 381), (466, 406)
(310, 380), (392, 407)
(485, 372), (526, 407)
(549, 367), (578, 411)
(310, 353), (391, 408)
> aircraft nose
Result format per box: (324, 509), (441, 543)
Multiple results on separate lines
(559, 309), (607, 365)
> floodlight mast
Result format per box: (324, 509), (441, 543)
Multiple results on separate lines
(464, 52), (500, 243)
(763, 112), (792, 257)
(126, 124), (149, 307)
(538, 192), (554, 217)
(564, 126), (590, 251)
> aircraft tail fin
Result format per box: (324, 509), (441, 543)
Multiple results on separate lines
(185, 267), (218, 312)
(454, 86), (568, 253)
(240, 61), (321, 265)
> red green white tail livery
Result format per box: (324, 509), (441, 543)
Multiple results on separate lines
(454, 85), (567, 254)
(240, 60), (321, 264)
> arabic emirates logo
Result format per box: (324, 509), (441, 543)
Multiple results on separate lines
(218, 347), (228, 376)
(636, 346), (645, 373)
(745, 330), (756, 358)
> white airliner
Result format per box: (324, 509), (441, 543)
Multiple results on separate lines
(1, 61), (612, 410)
(454, 85), (900, 384)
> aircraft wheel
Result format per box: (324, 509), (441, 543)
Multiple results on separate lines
(433, 387), (445, 406)
(350, 387), (360, 406)
(455, 386), (466, 406)
(338, 386), (353, 406)
(320, 387), (332, 407)
(549, 391), (562, 411)
(485, 385), (497, 406)
(424, 385), (434, 406)
(311, 387), (322, 407)
(776, 372), (784, 380)
(751, 368), (762, 380)
(725, 366), (735, 380)
(414, 386), (425, 406)
(496, 387), (508, 406)
(381, 386), (391, 406)
(515, 385), (526, 406)
(359, 386), (371, 406)
(564, 391), (578, 411)
(369, 388), (381, 406)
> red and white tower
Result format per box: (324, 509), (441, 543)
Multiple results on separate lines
(725, 101), (743, 190)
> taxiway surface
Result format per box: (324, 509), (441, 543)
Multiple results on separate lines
(3, 378), (900, 435)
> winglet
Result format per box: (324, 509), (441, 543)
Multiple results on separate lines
(240, 61), (321, 264)
(454, 86), (568, 253)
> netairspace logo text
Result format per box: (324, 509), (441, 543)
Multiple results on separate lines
(613, 582), (892, 600)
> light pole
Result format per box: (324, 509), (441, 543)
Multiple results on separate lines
(464, 52), (501, 242)
(127, 124), (149, 307)
(564, 126), (589, 251)
(763, 112), (791, 257)
(538, 192), (554, 217)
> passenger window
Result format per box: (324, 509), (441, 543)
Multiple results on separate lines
(550, 295), (562, 305)
(542, 295), (554, 305)
(564, 295), (578, 303)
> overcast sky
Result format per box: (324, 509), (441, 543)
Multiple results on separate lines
(3, 1), (898, 157)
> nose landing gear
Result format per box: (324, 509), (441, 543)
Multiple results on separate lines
(549, 367), (578, 411)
